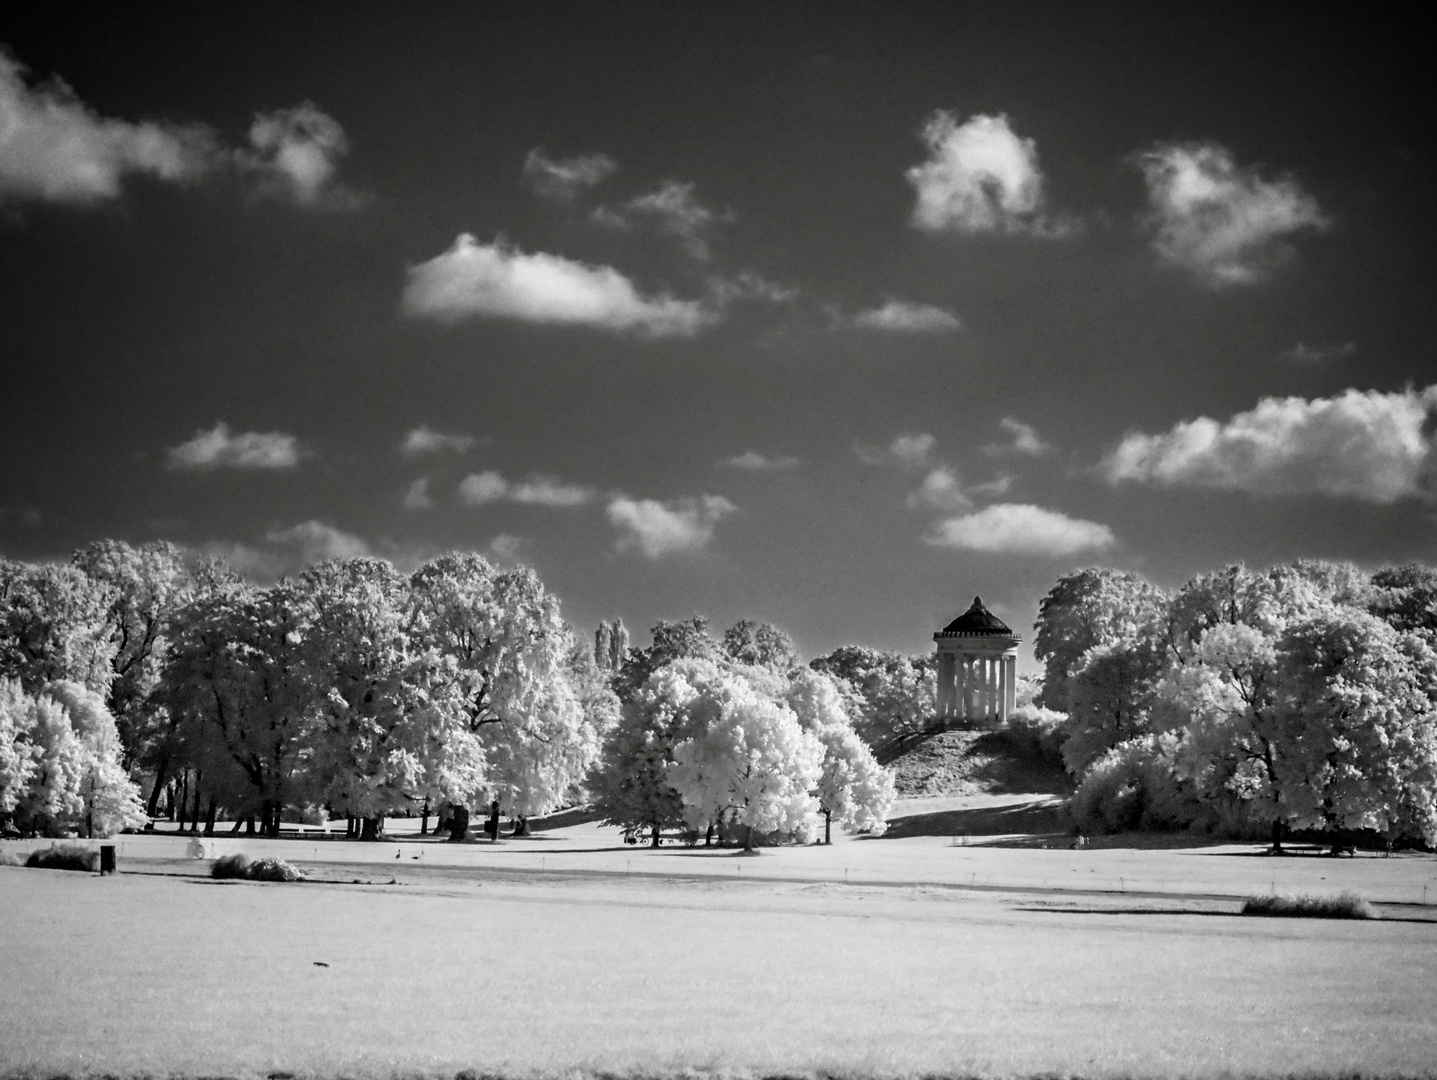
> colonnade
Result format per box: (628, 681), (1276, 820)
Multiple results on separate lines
(935, 650), (1017, 722)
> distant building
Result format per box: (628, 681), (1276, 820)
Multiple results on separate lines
(934, 597), (1019, 724)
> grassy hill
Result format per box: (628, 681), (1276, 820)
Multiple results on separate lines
(882, 726), (1072, 799)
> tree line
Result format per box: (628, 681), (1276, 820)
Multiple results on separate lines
(0, 541), (901, 844)
(1031, 561), (1437, 848)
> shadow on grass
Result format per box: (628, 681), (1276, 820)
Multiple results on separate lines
(881, 797), (1071, 843)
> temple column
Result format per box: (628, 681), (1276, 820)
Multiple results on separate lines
(982, 656), (993, 719)
(996, 655), (1006, 720)
(937, 653), (951, 716)
(1005, 656), (1017, 715)
(959, 655), (970, 719)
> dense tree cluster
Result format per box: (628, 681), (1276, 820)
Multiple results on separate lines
(1035, 562), (1437, 847)
(2, 540), (897, 846)
(1, 543), (611, 838)
(589, 616), (894, 847)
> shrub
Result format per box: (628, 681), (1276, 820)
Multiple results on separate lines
(211, 853), (304, 882)
(0, 849), (23, 867)
(25, 842), (98, 872)
(1242, 891), (1374, 919)
(211, 853), (251, 879)
(1003, 704), (1067, 766)
(246, 857), (305, 882)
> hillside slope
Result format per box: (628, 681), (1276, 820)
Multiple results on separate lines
(882, 728), (1072, 799)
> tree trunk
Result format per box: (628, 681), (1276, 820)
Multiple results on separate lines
(189, 771), (203, 834)
(448, 805), (470, 842)
(705, 824), (714, 847)
(743, 823), (754, 852)
(177, 771), (188, 828)
(244, 815), (255, 836)
(1270, 818), (1284, 854)
(360, 816), (382, 841)
(146, 754), (170, 817)
(650, 822), (661, 848)
(824, 809), (832, 846)
(420, 797), (430, 836)
(204, 797), (218, 836)
(229, 816), (242, 833)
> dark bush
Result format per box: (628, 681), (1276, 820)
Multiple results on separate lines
(25, 842), (99, 872)
(211, 853), (304, 882)
(1242, 891), (1374, 919)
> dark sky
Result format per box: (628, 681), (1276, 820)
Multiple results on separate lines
(1, 4), (1433, 666)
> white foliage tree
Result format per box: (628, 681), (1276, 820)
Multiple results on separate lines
(663, 659), (824, 849)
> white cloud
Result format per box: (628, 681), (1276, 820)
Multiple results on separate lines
(457, 470), (595, 508)
(1280, 341), (1356, 365)
(0, 50), (214, 204)
(203, 520), (375, 581)
(926, 503), (1115, 556)
(401, 234), (714, 336)
(487, 533), (529, 564)
(509, 475), (596, 507)
(400, 424), (476, 457)
(522, 148), (617, 201)
(1136, 142), (1326, 287)
(855, 433), (937, 470)
(1099, 386), (1437, 503)
(242, 103), (362, 209)
(166, 422), (302, 470)
(403, 477), (433, 510)
(853, 300), (962, 333)
(457, 470), (510, 506)
(595, 180), (723, 259)
(906, 112), (1068, 236)
(721, 450), (800, 471)
(985, 416), (1053, 457)
(607, 495), (736, 558)
(907, 466), (973, 512)
(0, 50), (360, 210)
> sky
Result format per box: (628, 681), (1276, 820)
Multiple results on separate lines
(1, 4), (1433, 668)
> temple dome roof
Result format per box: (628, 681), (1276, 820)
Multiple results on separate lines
(937, 596), (1019, 638)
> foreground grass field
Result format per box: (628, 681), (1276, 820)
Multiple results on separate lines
(3, 812), (1437, 1079)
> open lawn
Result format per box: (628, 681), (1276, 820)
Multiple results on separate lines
(3, 807), (1437, 1078)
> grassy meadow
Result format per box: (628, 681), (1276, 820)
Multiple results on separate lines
(3, 808), (1437, 1079)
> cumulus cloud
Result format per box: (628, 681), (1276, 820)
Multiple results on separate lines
(402, 477), (434, 510)
(456, 470), (595, 508)
(402, 234), (714, 336)
(1136, 142), (1326, 286)
(927, 503), (1115, 556)
(0, 50), (360, 209)
(607, 494), (736, 558)
(594, 180), (723, 259)
(854, 433), (937, 470)
(166, 422), (302, 470)
(1099, 385), (1437, 503)
(400, 424), (476, 457)
(487, 533), (529, 564)
(457, 470), (511, 506)
(907, 466), (973, 512)
(721, 450), (801, 471)
(203, 520), (376, 581)
(985, 417), (1053, 457)
(522, 147), (617, 201)
(906, 112), (1068, 236)
(241, 102), (362, 209)
(0, 49), (214, 204)
(1280, 341), (1356, 365)
(853, 300), (962, 333)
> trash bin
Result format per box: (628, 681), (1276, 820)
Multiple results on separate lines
(99, 845), (116, 875)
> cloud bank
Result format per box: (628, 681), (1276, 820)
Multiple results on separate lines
(607, 495), (736, 558)
(400, 424), (476, 457)
(853, 300), (962, 333)
(721, 450), (800, 471)
(906, 112), (1067, 236)
(402, 235), (713, 336)
(166, 422), (302, 470)
(1100, 386), (1437, 503)
(457, 470), (596, 508)
(523, 148), (617, 201)
(1136, 142), (1326, 286)
(0, 50), (359, 209)
(927, 503), (1115, 556)
(854, 433), (937, 470)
